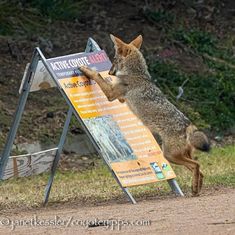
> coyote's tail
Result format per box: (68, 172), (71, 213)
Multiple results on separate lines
(187, 125), (210, 152)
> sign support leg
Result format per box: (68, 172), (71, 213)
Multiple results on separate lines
(123, 188), (136, 204)
(110, 170), (136, 204)
(0, 50), (39, 179)
(167, 178), (184, 196)
(44, 107), (73, 205)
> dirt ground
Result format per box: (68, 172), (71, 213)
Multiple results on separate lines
(0, 188), (234, 235)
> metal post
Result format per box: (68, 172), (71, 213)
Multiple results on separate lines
(44, 107), (73, 205)
(112, 170), (136, 204)
(0, 49), (40, 179)
(168, 178), (184, 196)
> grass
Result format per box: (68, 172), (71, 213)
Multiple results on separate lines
(0, 145), (234, 210)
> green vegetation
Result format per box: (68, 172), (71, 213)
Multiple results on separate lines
(172, 28), (218, 54)
(28, 0), (88, 21)
(149, 60), (235, 130)
(0, 1), (45, 36)
(0, 145), (234, 209)
(148, 27), (235, 131)
(141, 7), (235, 131)
(143, 8), (175, 26)
(0, 0), (88, 36)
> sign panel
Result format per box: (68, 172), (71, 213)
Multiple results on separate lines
(46, 50), (176, 187)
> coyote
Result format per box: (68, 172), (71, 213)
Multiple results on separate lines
(79, 35), (210, 195)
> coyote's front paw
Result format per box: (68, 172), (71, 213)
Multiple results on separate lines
(79, 66), (98, 80)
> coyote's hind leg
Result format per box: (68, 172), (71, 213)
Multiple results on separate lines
(166, 153), (201, 196)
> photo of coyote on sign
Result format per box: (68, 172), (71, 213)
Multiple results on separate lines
(79, 34), (211, 196)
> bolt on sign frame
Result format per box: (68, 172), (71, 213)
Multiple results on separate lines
(0, 38), (184, 205)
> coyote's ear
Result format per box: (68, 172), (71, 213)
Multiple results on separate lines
(110, 34), (130, 57)
(130, 35), (143, 49)
(110, 34), (126, 49)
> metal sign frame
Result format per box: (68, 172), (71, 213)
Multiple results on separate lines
(0, 38), (184, 205)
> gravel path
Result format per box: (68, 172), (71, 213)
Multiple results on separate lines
(0, 188), (234, 235)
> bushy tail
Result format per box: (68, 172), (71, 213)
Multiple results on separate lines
(187, 125), (211, 152)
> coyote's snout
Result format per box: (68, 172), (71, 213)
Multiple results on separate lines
(79, 34), (210, 196)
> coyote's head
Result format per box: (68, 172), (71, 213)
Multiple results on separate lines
(109, 35), (149, 78)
